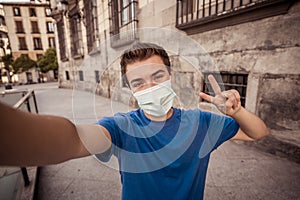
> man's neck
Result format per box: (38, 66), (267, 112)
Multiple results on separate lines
(143, 108), (174, 122)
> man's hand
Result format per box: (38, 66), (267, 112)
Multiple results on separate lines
(199, 74), (269, 141)
(199, 74), (241, 117)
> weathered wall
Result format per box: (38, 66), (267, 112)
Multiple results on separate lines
(135, 0), (300, 148)
(55, 0), (300, 145)
(257, 74), (300, 132)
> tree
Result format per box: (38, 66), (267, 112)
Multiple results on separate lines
(37, 48), (58, 73)
(1, 54), (14, 83)
(12, 55), (37, 73)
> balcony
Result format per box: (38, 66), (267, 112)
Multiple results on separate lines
(176, 0), (295, 34)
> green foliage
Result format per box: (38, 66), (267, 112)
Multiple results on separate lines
(37, 48), (58, 73)
(1, 54), (13, 71)
(12, 55), (37, 73)
(1, 54), (14, 83)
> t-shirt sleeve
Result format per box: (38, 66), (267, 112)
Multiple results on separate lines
(95, 116), (119, 162)
(214, 114), (239, 149)
(201, 111), (239, 152)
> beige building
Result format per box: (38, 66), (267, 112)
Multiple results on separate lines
(0, 4), (13, 83)
(50, 0), (300, 160)
(1, 0), (56, 83)
(0, 5), (10, 56)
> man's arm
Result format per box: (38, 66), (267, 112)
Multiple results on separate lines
(230, 107), (268, 141)
(199, 75), (269, 141)
(0, 101), (111, 166)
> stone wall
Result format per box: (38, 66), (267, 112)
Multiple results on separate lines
(257, 74), (300, 133)
(134, 0), (300, 152)
(55, 0), (300, 147)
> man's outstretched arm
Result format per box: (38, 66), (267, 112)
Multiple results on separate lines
(0, 102), (111, 166)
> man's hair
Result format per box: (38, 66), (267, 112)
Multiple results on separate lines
(120, 42), (171, 86)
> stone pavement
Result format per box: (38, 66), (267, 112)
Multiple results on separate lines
(9, 82), (300, 200)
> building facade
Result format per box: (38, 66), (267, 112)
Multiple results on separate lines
(0, 4), (13, 83)
(50, 0), (300, 158)
(1, 0), (56, 84)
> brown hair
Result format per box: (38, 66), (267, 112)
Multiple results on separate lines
(120, 42), (171, 86)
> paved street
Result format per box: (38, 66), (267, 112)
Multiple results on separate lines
(4, 82), (300, 200)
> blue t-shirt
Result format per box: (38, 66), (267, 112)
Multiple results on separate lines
(97, 108), (239, 200)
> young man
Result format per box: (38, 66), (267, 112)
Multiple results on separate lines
(0, 42), (268, 200)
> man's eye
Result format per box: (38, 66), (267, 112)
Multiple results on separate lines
(153, 74), (164, 80)
(132, 82), (143, 88)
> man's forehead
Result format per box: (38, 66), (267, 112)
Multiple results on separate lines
(126, 63), (167, 78)
(126, 55), (165, 70)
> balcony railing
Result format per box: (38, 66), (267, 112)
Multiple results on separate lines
(176, 0), (295, 34)
(0, 89), (39, 199)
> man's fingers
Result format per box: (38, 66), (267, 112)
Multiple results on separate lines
(208, 75), (222, 95)
(199, 92), (214, 103)
(231, 90), (241, 103)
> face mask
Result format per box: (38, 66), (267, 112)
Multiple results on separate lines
(133, 80), (176, 117)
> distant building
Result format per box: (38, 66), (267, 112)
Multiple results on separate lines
(0, 4), (13, 83)
(1, 0), (56, 84)
(50, 0), (300, 158)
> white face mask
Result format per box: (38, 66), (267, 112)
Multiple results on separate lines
(133, 80), (176, 117)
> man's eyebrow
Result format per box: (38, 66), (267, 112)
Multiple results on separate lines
(151, 69), (166, 77)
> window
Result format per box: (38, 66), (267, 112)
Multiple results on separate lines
(65, 71), (70, 80)
(29, 8), (36, 17)
(45, 8), (51, 16)
(202, 72), (248, 107)
(78, 70), (84, 81)
(84, 0), (98, 53)
(108, 0), (138, 47)
(57, 20), (67, 60)
(15, 21), (24, 33)
(95, 70), (100, 83)
(69, 13), (83, 57)
(48, 37), (55, 48)
(46, 22), (54, 33)
(18, 37), (27, 50)
(13, 7), (21, 16)
(31, 21), (39, 33)
(176, 0), (295, 34)
(33, 37), (43, 50)
(120, 0), (134, 26)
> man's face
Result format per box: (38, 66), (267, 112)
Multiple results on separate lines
(126, 55), (171, 93)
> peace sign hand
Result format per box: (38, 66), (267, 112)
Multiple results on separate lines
(199, 75), (242, 117)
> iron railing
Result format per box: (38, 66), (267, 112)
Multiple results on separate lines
(202, 72), (248, 107)
(108, 0), (138, 47)
(176, 0), (294, 33)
